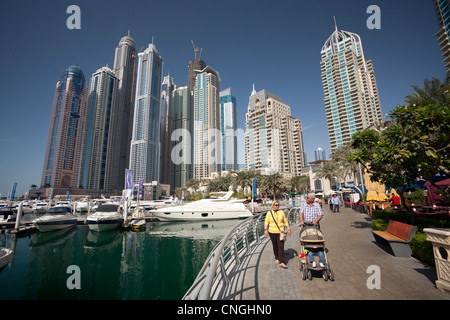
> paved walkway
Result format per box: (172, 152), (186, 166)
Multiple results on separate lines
(224, 205), (449, 300)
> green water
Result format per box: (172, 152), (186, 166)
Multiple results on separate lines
(0, 219), (239, 300)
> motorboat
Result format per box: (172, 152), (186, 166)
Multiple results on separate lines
(74, 199), (91, 212)
(150, 190), (253, 221)
(33, 205), (78, 232)
(130, 219), (146, 231)
(32, 201), (49, 214)
(86, 203), (123, 232)
(0, 247), (14, 269)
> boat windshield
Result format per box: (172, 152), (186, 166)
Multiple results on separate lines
(47, 206), (72, 215)
(97, 204), (120, 212)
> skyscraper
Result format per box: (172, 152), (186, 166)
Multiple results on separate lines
(320, 25), (382, 151)
(160, 74), (175, 185)
(82, 67), (119, 191)
(113, 34), (137, 189)
(434, 0), (450, 73)
(170, 86), (193, 190)
(245, 86), (305, 177)
(219, 88), (237, 172)
(314, 147), (326, 161)
(129, 42), (164, 184)
(41, 66), (88, 189)
(193, 65), (221, 180)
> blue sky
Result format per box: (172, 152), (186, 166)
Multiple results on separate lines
(0, 0), (446, 198)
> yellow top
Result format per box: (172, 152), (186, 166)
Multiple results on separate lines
(265, 210), (289, 234)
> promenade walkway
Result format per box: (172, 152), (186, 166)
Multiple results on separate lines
(224, 205), (449, 300)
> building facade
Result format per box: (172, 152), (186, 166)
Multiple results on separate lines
(83, 67), (119, 191)
(129, 43), (164, 184)
(245, 86), (305, 177)
(193, 65), (221, 180)
(320, 26), (382, 151)
(314, 147), (326, 161)
(113, 34), (137, 189)
(170, 86), (193, 191)
(41, 66), (88, 189)
(219, 88), (238, 172)
(160, 75), (175, 185)
(434, 0), (450, 73)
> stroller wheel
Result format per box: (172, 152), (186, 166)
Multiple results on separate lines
(329, 269), (335, 282)
(322, 270), (328, 281)
(307, 270), (312, 280)
(302, 266), (307, 280)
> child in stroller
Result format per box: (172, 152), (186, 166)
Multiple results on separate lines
(299, 226), (334, 281)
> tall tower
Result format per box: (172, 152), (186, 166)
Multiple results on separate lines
(41, 66), (88, 189)
(314, 147), (326, 161)
(82, 67), (119, 191)
(129, 42), (164, 184)
(113, 34), (137, 189)
(188, 41), (206, 92)
(434, 0), (450, 73)
(245, 86), (304, 177)
(320, 24), (382, 151)
(170, 86), (193, 190)
(193, 65), (221, 180)
(219, 88), (237, 172)
(160, 74), (175, 185)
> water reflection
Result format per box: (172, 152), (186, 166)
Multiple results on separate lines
(0, 219), (239, 299)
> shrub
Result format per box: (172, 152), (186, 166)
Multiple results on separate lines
(411, 232), (435, 267)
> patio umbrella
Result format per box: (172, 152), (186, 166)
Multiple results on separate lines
(364, 166), (386, 201)
(425, 181), (443, 204)
(435, 178), (450, 188)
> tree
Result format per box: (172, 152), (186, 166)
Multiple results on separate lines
(351, 101), (450, 213)
(405, 77), (449, 105)
(259, 172), (288, 199)
(289, 175), (310, 194)
(315, 161), (339, 191)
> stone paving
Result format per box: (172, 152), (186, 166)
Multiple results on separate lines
(225, 205), (450, 300)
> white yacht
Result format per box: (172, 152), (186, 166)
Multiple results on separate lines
(150, 190), (253, 221)
(33, 205), (78, 232)
(32, 201), (49, 214)
(86, 203), (123, 231)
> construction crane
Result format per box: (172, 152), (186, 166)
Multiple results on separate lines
(191, 40), (202, 60)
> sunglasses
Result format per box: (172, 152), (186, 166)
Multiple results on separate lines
(273, 204), (279, 206)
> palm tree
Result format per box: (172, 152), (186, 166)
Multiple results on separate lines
(331, 144), (360, 187)
(314, 161), (339, 191)
(405, 77), (449, 105)
(260, 172), (288, 199)
(289, 175), (310, 195)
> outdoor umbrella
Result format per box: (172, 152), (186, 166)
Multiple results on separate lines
(426, 181), (443, 204)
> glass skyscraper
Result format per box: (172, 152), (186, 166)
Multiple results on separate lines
(113, 34), (137, 190)
(129, 42), (164, 184)
(82, 67), (119, 191)
(193, 65), (221, 180)
(320, 26), (382, 151)
(41, 65), (88, 189)
(219, 88), (237, 172)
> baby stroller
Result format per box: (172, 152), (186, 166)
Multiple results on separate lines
(299, 226), (334, 281)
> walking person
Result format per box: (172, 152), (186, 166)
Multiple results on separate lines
(264, 201), (291, 269)
(299, 194), (323, 228)
(332, 194), (340, 212)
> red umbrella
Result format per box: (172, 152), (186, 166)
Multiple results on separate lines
(425, 181), (442, 204)
(435, 178), (450, 188)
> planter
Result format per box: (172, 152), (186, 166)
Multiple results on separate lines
(424, 228), (450, 294)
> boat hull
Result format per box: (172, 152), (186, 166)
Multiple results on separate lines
(87, 218), (122, 231)
(33, 217), (78, 232)
(151, 209), (253, 222)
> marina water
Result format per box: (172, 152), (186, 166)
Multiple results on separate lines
(0, 219), (239, 299)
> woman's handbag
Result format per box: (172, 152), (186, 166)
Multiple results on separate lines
(270, 210), (288, 241)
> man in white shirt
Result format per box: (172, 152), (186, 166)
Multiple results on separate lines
(332, 194), (340, 212)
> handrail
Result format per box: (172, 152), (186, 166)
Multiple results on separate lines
(182, 206), (300, 300)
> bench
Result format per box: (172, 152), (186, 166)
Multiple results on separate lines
(372, 220), (416, 257)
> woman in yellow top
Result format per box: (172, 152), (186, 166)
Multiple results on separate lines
(264, 201), (291, 269)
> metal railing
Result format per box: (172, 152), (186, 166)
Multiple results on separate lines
(182, 206), (300, 300)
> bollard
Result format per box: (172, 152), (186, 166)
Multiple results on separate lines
(14, 202), (23, 230)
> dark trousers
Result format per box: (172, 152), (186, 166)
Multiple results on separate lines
(269, 232), (285, 264)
